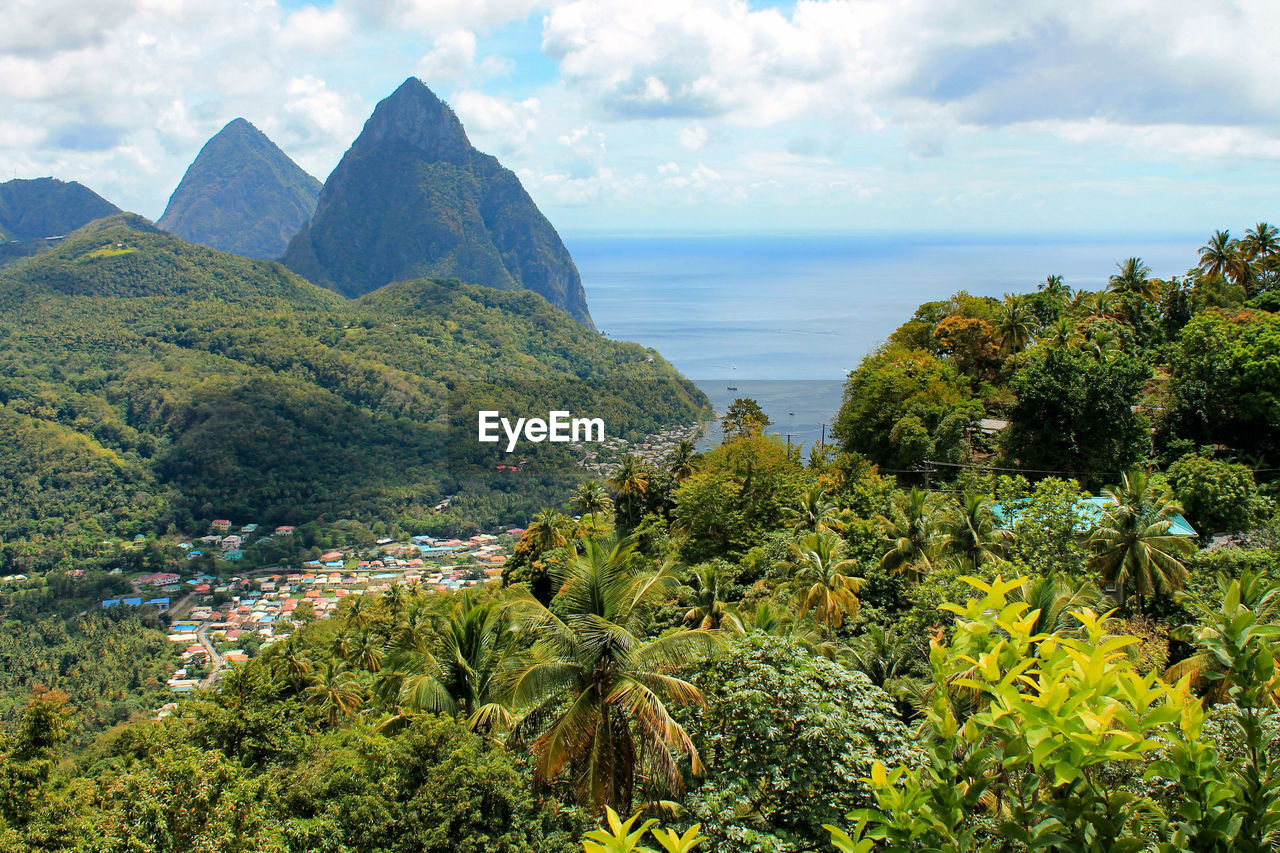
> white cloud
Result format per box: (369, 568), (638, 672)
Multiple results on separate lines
(677, 123), (708, 151)
(279, 6), (353, 52)
(451, 90), (541, 154)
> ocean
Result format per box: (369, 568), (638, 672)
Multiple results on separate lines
(568, 232), (1204, 451)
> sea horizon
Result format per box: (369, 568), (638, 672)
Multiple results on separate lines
(570, 230), (1209, 451)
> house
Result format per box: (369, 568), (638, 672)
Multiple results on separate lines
(211, 519), (232, 531)
(147, 598), (171, 612)
(319, 551), (343, 562)
(241, 523), (259, 534)
(991, 497), (1198, 537)
(222, 550), (244, 561)
(976, 418), (1009, 436)
(221, 535), (243, 550)
(275, 525), (296, 536)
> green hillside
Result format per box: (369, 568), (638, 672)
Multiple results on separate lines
(157, 118), (322, 260)
(0, 215), (706, 572)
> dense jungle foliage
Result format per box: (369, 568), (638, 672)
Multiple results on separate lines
(4, 225), (1280, 851)
(0, 214), (705, 573)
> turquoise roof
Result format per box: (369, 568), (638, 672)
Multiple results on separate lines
(991, 497), (1197, 537)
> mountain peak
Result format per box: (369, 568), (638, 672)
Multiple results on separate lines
(357, 77), (471, 164)
(282, 80), (595, 328)
(0, 177), (120, 243)
(157, 118), (321, 260)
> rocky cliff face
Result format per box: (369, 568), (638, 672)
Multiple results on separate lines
(158, 118), (321, 260)
(282, 78), (594, 328)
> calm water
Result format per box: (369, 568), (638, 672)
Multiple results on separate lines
(567, 232), (1203, 449)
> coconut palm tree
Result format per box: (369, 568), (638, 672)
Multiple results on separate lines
(667, 440), (698, 483)
(348, 627), (383, 673)
(499, 538), (718, 812)
(842, 625), (923, 696)
(268, 637), (314, 694)
(784, 484), (849, 533)
(1045, 316), (1074, 348)
(376, 589), (519, 732)
(785, 530), (864, 632)
(1198, 230), (1247, 285)
(1010, 574), (1105, 638)
(304, 661), (365, 726)
(1039, 273), (1072, 305)
(1108, 257), (1156, 301)
(940, 493), (1012, 569)
(876, 487), (943, 583)
(608, 456), (652, 529)
(571, 480), (614, 528)
(682, 562), (743, 631)
(1087, 469), (1197, 613)
(527, 508), (577, 554)
(1243, 222), (1280, 260)
(995, 293), (1037, 354)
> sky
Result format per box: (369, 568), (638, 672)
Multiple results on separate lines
(2, 0), (1278, 234)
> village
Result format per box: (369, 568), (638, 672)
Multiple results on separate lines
(94, 521), (523, 714)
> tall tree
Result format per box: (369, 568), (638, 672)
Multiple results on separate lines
(940, 493), (1012, 569)
(608, 456), (652, 530)
(500, 538), (717, 812)
(785, 530), (864, 632)
(995, 293), (1037, 355)
(1087, 469), (1196, 612)
(876, 487), (943, 583)
(571, 480), (613, 528)
(377, 590), (518, 732)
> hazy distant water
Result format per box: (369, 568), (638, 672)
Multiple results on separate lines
(567, 232), (1203, 449)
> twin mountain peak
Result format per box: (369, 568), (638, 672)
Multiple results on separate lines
(157, 77), (594, 327)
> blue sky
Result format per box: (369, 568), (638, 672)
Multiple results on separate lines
(1, 0), (1277, 235)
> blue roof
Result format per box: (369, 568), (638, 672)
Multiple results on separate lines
(122, 597), (143, 606)
(992, 497), (1197, 537)
(102, 599), (121, 608)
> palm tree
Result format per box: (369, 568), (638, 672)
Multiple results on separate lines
(995, 293), (1037, 354)
(608, 456), (652, 529)
(1010, 574), (1104, 638)
(384, 582), (409, 622)
(1045, 316), (1074, 348)
(940, 493), (1012, 569)
(842, 625), (925, 704)
(682, 562), (743, 631)
(349, 627), (383, 673)
(1243, 222), (1280, 260)
(527, 508), (576, 553)
(1039, 274), (1072, 305)
(1108, 257), (1156, 301)
(303, 660), (365, 726)
(785, 530), (864, 632)
(1087, 469), (1197, 613)
(1242, 222), (1279, 294)
(571, 480), (614, 528)
(499, 538), (717, 812)
(876, 487), (943, 583)
(784, 484), (849, 533)
(268, 637), (314, 693)
(667, 440), (698, 483)
(377, 590), (519, 732)
(1198, 230), (1247, 285)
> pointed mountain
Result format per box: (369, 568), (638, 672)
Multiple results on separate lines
(0, 177), (120, 242)
(158, 118), (321, 260)
(282, 78), (594, 328)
